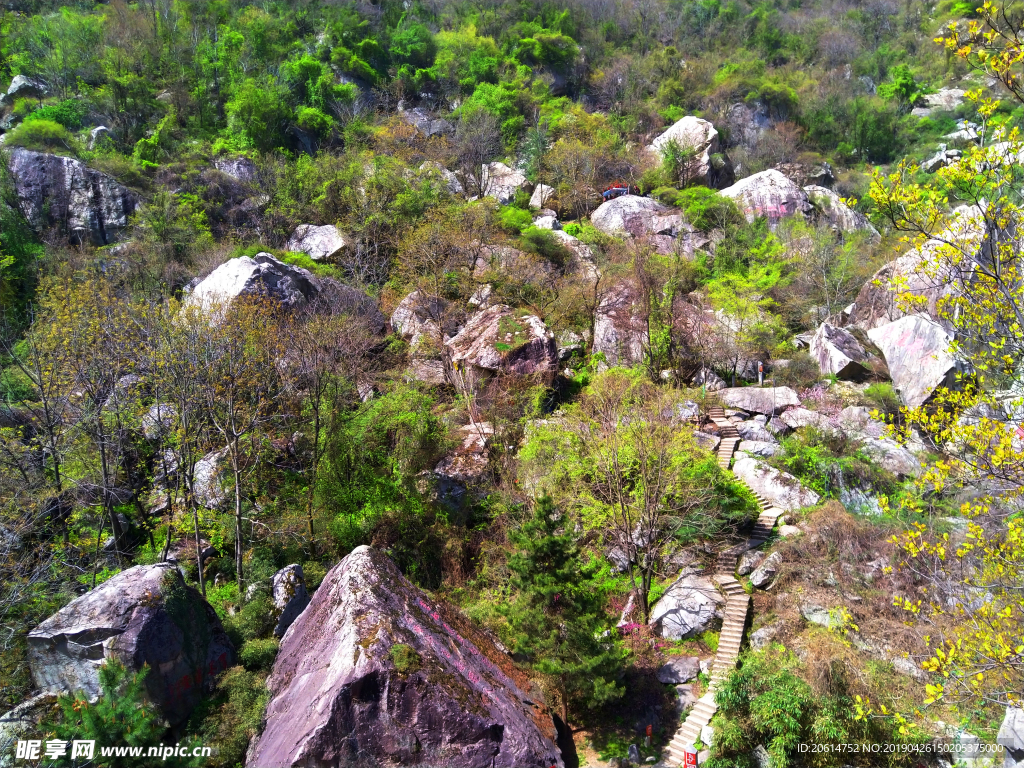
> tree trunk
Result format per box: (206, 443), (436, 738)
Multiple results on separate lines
(233, 441), (244, 602)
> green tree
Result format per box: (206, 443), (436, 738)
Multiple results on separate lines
(502, 494), (623, 725)
(48, 659), (165, 767)
(225, 77), (290, 152)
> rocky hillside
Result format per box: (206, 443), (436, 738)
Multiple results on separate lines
(1, 1), (1024, 767)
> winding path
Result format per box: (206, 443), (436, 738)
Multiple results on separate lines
(663, 408), (784, 765)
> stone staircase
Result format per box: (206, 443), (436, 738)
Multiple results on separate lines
(662, 407), (784, 766)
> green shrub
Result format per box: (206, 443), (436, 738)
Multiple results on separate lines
(498, 205), (533, 232)
(772, 351), (822, 390)
(675, 187), (743, 231)
(389, 643), (422, 674)
(188, 667), (269, 768)
(23, 99), (89, 130)
(239, 638), (279, 671)
(223, 594), (276, 646)
(5, 119), (77, 153)
(301, 561), (328, 590)
(862, 382), (901, 421)
(519, 226), (570, 265)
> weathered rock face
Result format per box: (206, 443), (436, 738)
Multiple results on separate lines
(857, 435), (922, 478)
(248, 546), (563, 768)
(809, 323), (886, 380)
(8, 148), (139, 245)
(732, 456), (821, 511)
(590, 195), (669, 237)
(272, 565), (310, 639)
(284, 224), (348, 261)
(646, 116), (733, 188)
(446, 305), (558, 385)
(482, 162), (529, 205)
(474, 244), (555, 284)
(28, 563), (233, 726)
(650, 575), (725, 640)
(848, 205), (985, 331)
(867, 315), (957, 408)
(718, 387), (801, 415)
(804, 186), (880, 241)
(593, 282), (646, 368)
(719, 170), (811, 224)
(434, 423), (492, 485)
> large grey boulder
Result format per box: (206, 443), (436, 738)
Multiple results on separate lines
(247, 546), (563, 768)
(867, 315), (957, 408)
(2, 75), (48, 104)
(8, 148), (139, 245)
(998, 708), (1024, 767)
(849, 205), (984, 331)
(420, 161), (464, 195)
(719, 387), (801, 415)
(284, 224), (348, 261)
(391, 290), (453, 349)
(804, 186), (880, 241)
(650, 575), (725, 640)
(749, 552), (782, 589)
(809, 323), (886, 380)
(857, 436), (922, 478)
(530, 183), (554, 208)
(185, 254), (320, 312)
(213, 156), (256, 182)
(271, 564), (310, 639)
(779, 407), (832, 431)
(590, 195), (669, 237)
(732, 456), (821, 511)
(656, 656), (700, 684)
(482, 162), (529, 205)
(185, 254), (385, 333)
(593, 281), (647, 368)
(647, 116), (733, 188)
(719, 170), (811, 223)
(27, 563), (233, 726)
(446, 305), (558, 385)
(141, 403), (177, 441)
(0, 694), (58, 767)
(737, 550), (764, 576)
(193, 447), (230, 509)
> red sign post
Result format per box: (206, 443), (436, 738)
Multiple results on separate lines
(682, 747), (698, 766)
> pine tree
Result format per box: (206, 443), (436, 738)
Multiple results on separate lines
(49, 658), (167, 767)
(502, 494), (623, 725)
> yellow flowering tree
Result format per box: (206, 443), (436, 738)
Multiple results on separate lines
(864, 5), (1024, 713)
